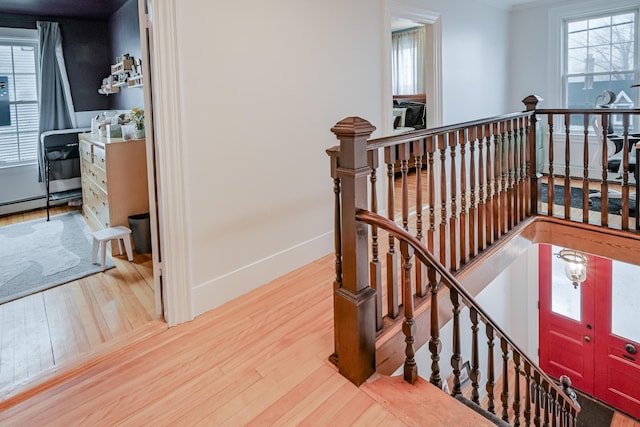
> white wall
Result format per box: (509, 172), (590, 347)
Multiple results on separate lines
(161, 0), (516, 317)
(508, 0), (640, 111)
(393, 0), (511, 123)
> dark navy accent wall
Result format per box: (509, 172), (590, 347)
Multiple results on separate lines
(108, 0), (143, 111)
(0, 13), (110, 111)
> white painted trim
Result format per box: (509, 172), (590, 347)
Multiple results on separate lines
(192, 232), (334, 317)
(0, 28), (37, 42)
(138, 0), (163, 317)
(385, 0), (443, 129)
(147, 0), (192, 325)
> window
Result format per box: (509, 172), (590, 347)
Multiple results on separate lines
(564, 10), (638, 119)
(391, 25), (425, 95)
(0, 33), (39, 166)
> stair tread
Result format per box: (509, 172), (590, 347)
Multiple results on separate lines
(361, 374), (496, 426)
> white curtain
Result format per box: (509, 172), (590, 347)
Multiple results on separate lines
(36, 21), (77, 181)
(391, 26), (425, 95)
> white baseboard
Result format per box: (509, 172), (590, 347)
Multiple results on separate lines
(191, 231), (334, 317)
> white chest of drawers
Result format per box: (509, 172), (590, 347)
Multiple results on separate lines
(79, 133), (149, 233)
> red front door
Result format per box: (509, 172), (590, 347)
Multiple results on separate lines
(539, 244), (640, 419)
(595, 259), (640, 419)
(539, 244), (598, 394)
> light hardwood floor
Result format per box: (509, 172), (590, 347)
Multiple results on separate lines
(0, 206), (165, 399)
(0, 207), (637, 425)
(0, 250), (497, 426)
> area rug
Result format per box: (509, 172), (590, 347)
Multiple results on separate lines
(575, 392), (614, 427)
(0, 212), (113, 305)
(540, 183), (636, 215)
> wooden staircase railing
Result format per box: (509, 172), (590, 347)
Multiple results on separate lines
(326, 95), (639, 424)
(357, 208), (581, 426)
(532, 106), (640, 230)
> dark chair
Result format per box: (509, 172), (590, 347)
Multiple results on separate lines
(589, 116), (638, 203)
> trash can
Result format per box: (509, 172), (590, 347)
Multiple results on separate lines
(128, 213), (152, 254)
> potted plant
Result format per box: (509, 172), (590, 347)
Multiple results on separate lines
(130, 107), (145, 139)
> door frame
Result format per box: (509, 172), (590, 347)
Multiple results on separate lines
(143, 0), (192, 325)
(384, 0), (443, 133)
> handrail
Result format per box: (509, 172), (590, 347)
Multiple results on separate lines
(356, 208), (582, 415)
(326, 110), (535, 154)
(536, 107), (640, 115)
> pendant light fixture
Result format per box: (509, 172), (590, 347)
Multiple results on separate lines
(556, 249), (588, 289)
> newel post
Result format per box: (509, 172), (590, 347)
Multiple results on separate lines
(522, 95), (543, 215)
(330, 117), (377, 386)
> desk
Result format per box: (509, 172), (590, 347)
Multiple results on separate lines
(41, 129), (89, 220)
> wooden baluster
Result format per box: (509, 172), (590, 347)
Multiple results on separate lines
(439, 134), (448, 267)
(368, 150), (383, 331)
(582, 114), (590, 223)
(501, 338), (510, 422)
(519, 116), (527, 221)
(450, 288), (462, 396)
(500, 120), (509, 235)
(486, 324), (496, 414)
(570, 408), (578, 427)
(560, 400), (568, 427)
(413, 139), (427, 297)
(533, 371), (542, 427)
(468, 127), (477, 258)
(563, 113), (571, 219)
(493, 121), (502, 240)
(600, 113), (609, 226)
(547, 115), (555, 216)
(329, 152), (341, 364)
(512, 118), (521, 223)
(524, 360), (532, 427)
(384, 146), (399, 319)
(485, 124), (494, 246)
(550, 388), (559, 427)
(459, 128), (468, 265)
(506, 119), (515, 229)
(470, 307), (481, 405)
(524, 114), (534, 216)
(399, 142), (411, 308)
(542, 380), (550, 427)
(400, 241), (417, 384)
(399, 142), (411, 232)
(449, 131), (458, 271)
(427, 136), (436, 254)
(477, 124), (486, 251)
(428, 268), (442, 388)
(621, 114), (630, 229)
(513, 351), (522, 427)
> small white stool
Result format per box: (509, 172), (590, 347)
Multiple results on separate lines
(91, 226), (134, 271)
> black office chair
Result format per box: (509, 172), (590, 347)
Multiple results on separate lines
(588, 91), (638, 203)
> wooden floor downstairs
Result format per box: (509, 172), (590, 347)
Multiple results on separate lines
(0, 238), (638, 425)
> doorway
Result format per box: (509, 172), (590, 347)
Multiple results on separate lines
(0, 0), (166, 393)
(539, 244), (640, 419)
(387, 6), (442, 132)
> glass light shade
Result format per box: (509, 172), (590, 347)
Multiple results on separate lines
(557, 249), (588, 288)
